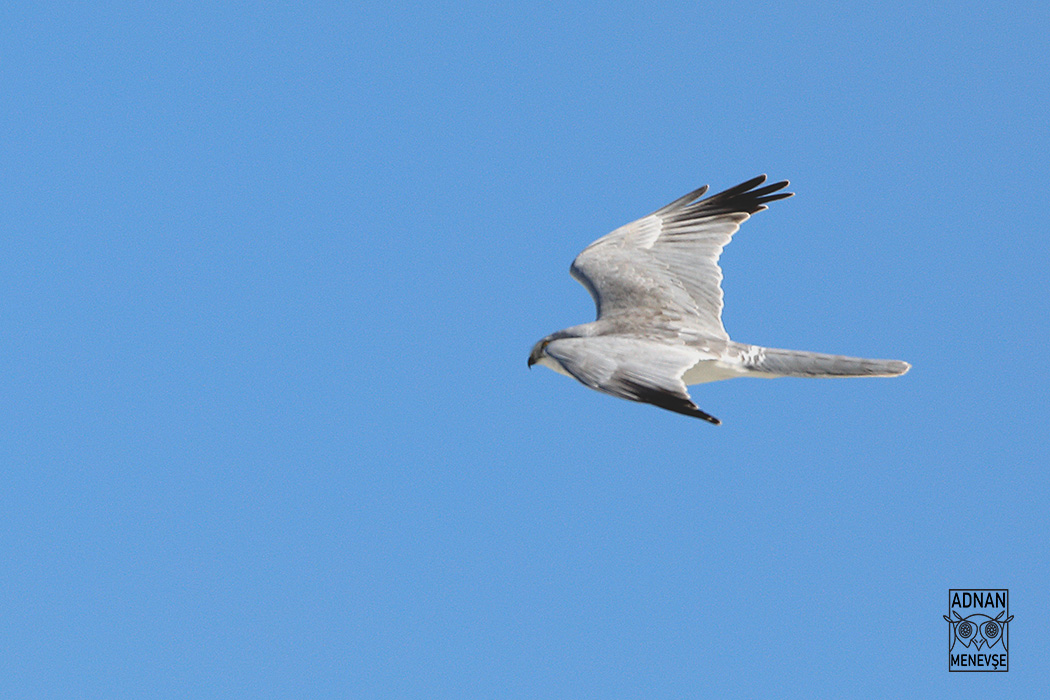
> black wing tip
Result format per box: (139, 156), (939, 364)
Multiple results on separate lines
(654, 184), (711, 215)
(677, 403), (721, 425)
(743, 174), (792, 191)
(677, 174), (793, 217)
(620, 378), (721, 424)
(737, 174), (771, 190)
(656, 398), (722, 424)
(660, 175), (793, 217)
(696, 410), (721, 425)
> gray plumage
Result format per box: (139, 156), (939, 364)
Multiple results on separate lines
(528, 175), (910, 424)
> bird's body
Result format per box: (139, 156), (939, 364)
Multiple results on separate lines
(528, 175), (910, 424)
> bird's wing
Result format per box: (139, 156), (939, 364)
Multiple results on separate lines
(570, 175), (792, 341)
(545, 337), (721, 424)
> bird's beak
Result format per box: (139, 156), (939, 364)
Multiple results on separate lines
(528, 355), (535, 369)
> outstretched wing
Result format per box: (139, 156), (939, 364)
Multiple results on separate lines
(570, 175), (792, 340)
(544, 337), (721, 424)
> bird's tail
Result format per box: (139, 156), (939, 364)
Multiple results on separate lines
(740, 345), (911, 378)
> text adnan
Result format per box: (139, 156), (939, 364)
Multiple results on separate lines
(951, 591), (1006, 609)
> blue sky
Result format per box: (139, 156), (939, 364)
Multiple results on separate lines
(3, 1), (1049, 698)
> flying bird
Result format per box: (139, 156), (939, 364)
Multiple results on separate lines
(528, 175), (910, 424)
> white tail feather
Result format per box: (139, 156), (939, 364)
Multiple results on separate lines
(744, 346), (911, 378)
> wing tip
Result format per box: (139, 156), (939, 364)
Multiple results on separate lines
(657, 174), (794, 220)
(663, 400), (722, 425)
(674, 175), (794, 218)
(684, 404), (721, 424)
(655, 184), (710, 215)
(621, 377), (722, 424)
(701, 412), (722, 425)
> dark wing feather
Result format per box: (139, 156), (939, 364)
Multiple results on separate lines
(614, 376), (721, 424)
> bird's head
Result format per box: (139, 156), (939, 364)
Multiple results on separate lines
(528, 336), (552, 369)
(528, 331), (580, 377)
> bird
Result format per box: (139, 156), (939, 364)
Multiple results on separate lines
(528, 175), (910, 425)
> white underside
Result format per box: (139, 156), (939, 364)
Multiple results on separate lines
(536, 355), (574, 378)
(681, 359), (779, 385)
(540, 353), (778, 386)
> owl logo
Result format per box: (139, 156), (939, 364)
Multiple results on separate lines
(944, 609), (1013, 652)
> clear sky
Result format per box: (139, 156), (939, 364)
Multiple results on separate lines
(3, 2), (1048, 698)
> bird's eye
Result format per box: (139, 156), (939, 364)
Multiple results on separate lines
(984, 621), (1000, 639)
(958, 621), (973, 638)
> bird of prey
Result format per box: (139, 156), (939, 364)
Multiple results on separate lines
(528, 175), (910, 424)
